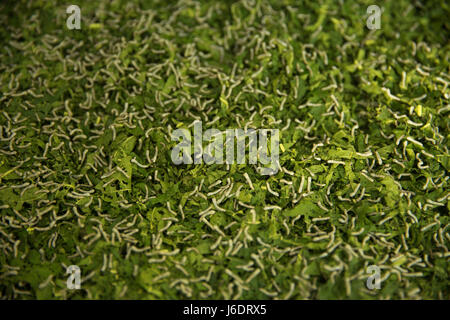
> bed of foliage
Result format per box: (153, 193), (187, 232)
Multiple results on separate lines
(0, 0), (448, 299)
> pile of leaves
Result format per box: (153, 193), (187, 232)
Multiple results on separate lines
(0, 0), (448, 299)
